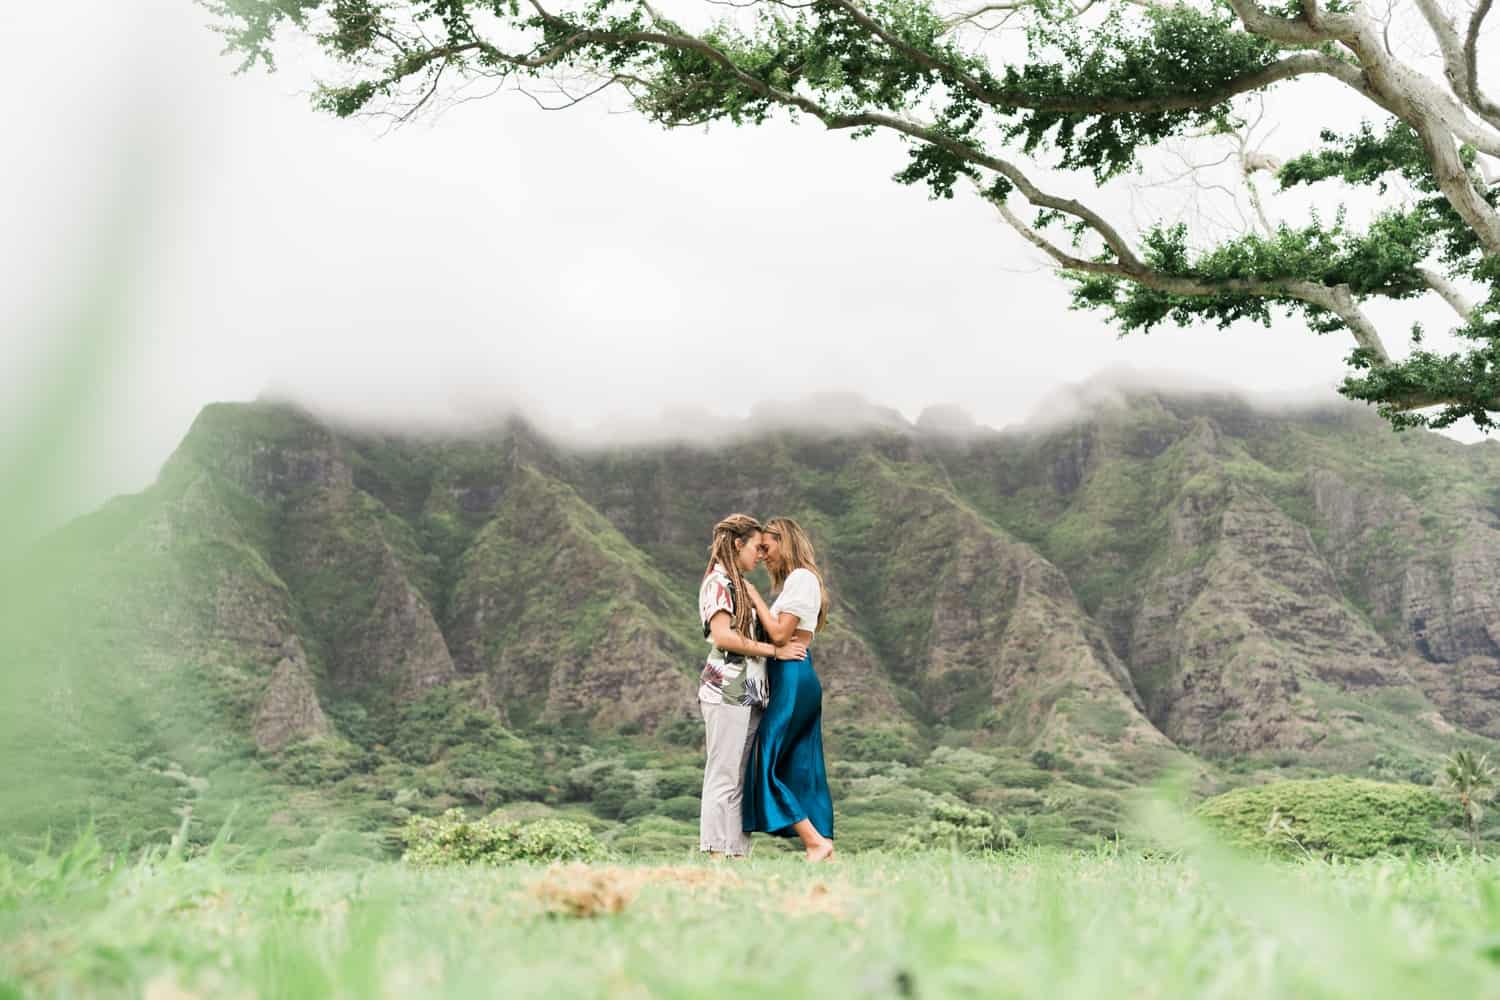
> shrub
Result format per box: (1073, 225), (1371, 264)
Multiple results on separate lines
(276, 739), (362, 785)
(894, 802), (1018, 855)
(990, 762), (1054, 790)
(608, 816), (697, 855)
(660, 719), (703, 747)
(617, 797), (656, 822)
(386, 685), (544, 803)
(391, 685), (501, 764)
(562, 759), (621, 802)
(305, 830), (382, 867)
(1196, 777), (1456, 859)
(591, 773), (639, 820)
(510, 819), (607, 864)
(909, 747), (995, 800)
(839, 785), (933, 817)
(832, 725), (921, 765)
(400, 808), (606, 866)
(653, 767), (702, 800)
(659, 796), (701, 822)
(1369, 751), (1435, 786)
(446, 742), (544, 800)
(457, 778), (499, 807)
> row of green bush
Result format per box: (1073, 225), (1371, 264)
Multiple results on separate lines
(1195, 777), (1460, 859)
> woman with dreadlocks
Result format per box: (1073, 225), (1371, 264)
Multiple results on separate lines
(740, 516), (835, 862)
(697, 513), (807, 858)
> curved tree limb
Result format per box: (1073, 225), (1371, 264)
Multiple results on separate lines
(1222, 0), (1347, 46)
(983, 187), (1393, 365)
(1465, 0), (1499, 123)
(316, 0), (1500, 257)
(1417, 263), (1480, 320)
(1225, 0), (1500, 254)
(835, 0), (1360, 116)
(1415, 0), (1500, 130)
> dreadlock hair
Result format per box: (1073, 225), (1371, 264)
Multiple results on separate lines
(764, 517), (829, 631)
(705, 513), (763, 638)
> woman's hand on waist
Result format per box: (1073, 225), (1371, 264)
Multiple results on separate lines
(774, 639), (807, 661)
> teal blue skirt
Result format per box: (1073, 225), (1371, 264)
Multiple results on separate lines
(742, 651), (833, 840)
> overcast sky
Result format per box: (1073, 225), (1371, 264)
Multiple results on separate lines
(1, 1), (1488, 512)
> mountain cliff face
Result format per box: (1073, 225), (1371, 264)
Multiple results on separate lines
(941, 391), (1500, 771)
(17, 384), (1500, 851)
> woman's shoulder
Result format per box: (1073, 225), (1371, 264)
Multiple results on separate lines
(784, 567), (820, 590)
(699, 565), (733, 602)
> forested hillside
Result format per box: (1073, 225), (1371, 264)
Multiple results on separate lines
(9, 384), (1500, 859)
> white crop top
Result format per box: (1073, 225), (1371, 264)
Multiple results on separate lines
(770, 568), (821, 634)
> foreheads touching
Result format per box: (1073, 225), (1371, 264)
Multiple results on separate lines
(707, 513), (763, 636)
(710, 513), (763, 575)
(759, 523), (784, 574)
(762, 517), (813, 579)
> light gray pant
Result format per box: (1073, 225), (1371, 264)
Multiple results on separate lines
(698, 700), (762, 855)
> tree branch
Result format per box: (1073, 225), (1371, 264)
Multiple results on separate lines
(1222, 0), (1345, 46)
(835, 0), (1355, 117)
(941, 0), (1029, 28)
(974, 177), (1393, 365)
(1417, 263), (1480, 320)
(1465, 0), (1500, 125)
(344, 4), (1500, 260)
(353, 5), (1500, 286)
(1240, 146), (1279, 238)
(1244, 1), (1500, 255)
(1415, 0), (1500, 129)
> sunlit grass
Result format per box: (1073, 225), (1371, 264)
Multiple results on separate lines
(4, 830), (1500, 998)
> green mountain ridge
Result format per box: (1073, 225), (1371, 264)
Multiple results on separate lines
(9, 385), (1500, 856)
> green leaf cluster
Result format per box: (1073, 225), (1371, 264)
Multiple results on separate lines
(400, 807), (607, 865)
(1000, 2), (1281, 180)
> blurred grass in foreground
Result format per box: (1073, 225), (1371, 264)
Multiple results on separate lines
(4, 829), (1500, 999)
(0, 113), (165, 855)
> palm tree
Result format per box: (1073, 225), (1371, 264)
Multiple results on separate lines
(1441, 750), (1496, 852)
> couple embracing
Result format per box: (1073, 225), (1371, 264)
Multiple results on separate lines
(697, 514), (835, 863)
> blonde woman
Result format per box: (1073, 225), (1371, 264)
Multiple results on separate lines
(697, 514), (807, 858)
(741, 517), (835, 862)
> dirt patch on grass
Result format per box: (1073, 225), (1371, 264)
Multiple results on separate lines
(773, 880), (847, 918)
(527, 863), (857, 920)
(527, 864), (744, 918)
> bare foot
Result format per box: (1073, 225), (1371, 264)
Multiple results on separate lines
(804, 840), (835, 863)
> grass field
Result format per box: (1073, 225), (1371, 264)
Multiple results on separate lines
(6, 825), (1500, 999)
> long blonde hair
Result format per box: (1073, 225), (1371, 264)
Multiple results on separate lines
(764, 517), (829, 631)
(704, 513), (762, 637)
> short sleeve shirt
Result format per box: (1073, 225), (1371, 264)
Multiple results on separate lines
(770, 568), (821, 635)
(698, 564), (765, 705)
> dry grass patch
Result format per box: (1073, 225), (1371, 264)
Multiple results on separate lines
(773, 880), (848, 918)
(527, 864), (744, 918)
(526, 863), (860, 922)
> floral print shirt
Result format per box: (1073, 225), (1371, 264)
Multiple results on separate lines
(697, 563), (766, 706)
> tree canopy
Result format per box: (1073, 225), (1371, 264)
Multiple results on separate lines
(204, 0), (1500, 429)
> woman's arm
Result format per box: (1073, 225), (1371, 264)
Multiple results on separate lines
(707, 611), (805, 661)
(743, 582), (803, 645)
